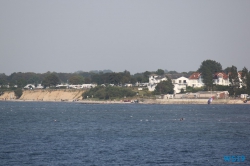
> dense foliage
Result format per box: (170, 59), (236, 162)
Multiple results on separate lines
(154, 78), (174, 95)
(198, 60), (222, 90)
(82, 86), (136, 100)
(42, 73), (60, 88)
(14, 88), (23, 99)
(69, 75), (84, 84)
(229, 65), (240, 96)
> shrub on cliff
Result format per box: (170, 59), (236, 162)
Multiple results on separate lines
(14, 88), (23, 99)
(82, 86), (136, 100)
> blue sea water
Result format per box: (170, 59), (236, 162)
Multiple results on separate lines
(0, 102), (249, 166)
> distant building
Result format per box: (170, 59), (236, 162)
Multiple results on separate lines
(24, 84), (44, 89)
(147, 74), (167, 91)
(213, 72), (229, 86)
(166, 74), (190, 93)
(188, 72), (204, 88)
(24, 84), (36, 89)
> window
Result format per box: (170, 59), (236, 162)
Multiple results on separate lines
(183, 80), (186, 83)
(179, 80), (181, 83)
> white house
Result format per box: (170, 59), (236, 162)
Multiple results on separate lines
(172, 76), (189, 93)
(188, 72), (204, 88)
(81, 84), (97, 89)
(36, 84), (44, 89)
(149, 74), (167, 84)
(56, 83), (96, 89)
(166, 74), (190, 94)
(147, 74), (167, 91)
(213, 72), (230, 86)
(24, 84), (36, 89)
(24, 84), (44, 89)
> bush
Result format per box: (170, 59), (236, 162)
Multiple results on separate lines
(82, 86), (136, 100)
(14, 88), (23, 99)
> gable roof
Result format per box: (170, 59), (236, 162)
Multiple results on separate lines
(155, 75), (166, 80)
(165, 73), (189, 79)
(213, 72), (228, 79)
(189, 72), (201, 79)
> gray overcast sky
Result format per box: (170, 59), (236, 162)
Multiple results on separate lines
(1, 0), (250, 75)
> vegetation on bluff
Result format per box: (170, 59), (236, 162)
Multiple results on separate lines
(14, 88), (23, 99)
(82, 86), (136, 100)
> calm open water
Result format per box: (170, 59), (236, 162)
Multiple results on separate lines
(0, 102), (249, 166)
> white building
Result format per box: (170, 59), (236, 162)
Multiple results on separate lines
(147, 74), (167, 91)
(188, 72), (204, 88)
(171, 76), (189, 93)
(24, 84), (36, 89)
(213, 72), (230, 86)
(24, 84), (44, 89)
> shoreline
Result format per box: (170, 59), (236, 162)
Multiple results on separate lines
(0, 89), (249, 104)
(1, 98), (249, 105)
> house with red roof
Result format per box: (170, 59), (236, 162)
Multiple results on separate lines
(213, 72), (230, 86)
(188, 72), (204, 88)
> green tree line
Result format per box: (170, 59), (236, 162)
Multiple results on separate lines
(82, 86), (136, 100)
(1, 60), (250, 96)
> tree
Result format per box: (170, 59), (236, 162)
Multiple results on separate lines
(202, 67), (213, 90)
(14, 88), (23, 99)
(167, 71), (178, 74)
(108, 73), (122, 85)
(155, 69), (164, 75)
(223, 67), (232, 74)
(142, 71), (151, 82)
(229, 65), (240, 96)
(69, 75), (84, 84)
(241, 67), (248, 90)
(0, 77), (7, 86)
(198, 59), (222, 90)
(42, 73), (60, 88)
(130, 77), (137, 84)
(198, 60), (222, 73)
(154, 78), (174, 94)
(247, 71), (250, 94)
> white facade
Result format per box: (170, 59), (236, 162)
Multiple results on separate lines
(69, 84), (97, 89)
(149, 74), (167, 84)
(172, 76), (189, 93)
(188, 78), (204, 88)
(188, 73), (204, 88)
(147, 84), (157, 91)
(24, 84), (36, 89)
(148, 74), (167, 91)
(213, 72), (230, 86)
(36, 84), (44, 89)
(81, 84), (97, 89)
(24, 84), (45, 89)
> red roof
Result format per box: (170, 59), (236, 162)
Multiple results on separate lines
(213, 72), (228, 79)
(189, 72), (201, 79)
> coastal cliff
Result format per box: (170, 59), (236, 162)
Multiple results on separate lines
(19, 89), (84, 101)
